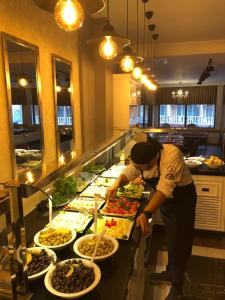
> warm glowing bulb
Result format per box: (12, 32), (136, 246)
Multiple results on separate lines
(54, 0), (84, 32)
(26, 171), (34, 183)
(132, 67), (142, 79)
(140, 74), (148, 85)
(59, 155), (65, 164)
(56, 85), (62, 92)
(99, 36), (118, 60)
(18, 77), (28, 87)
(68, 86), (72, 93)
(71, 150), (76, 158)
(120, 56), (135, 72)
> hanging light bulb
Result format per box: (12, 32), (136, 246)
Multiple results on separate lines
(18, 77), (28, 87)
(132, 66), (143, 79)
(140, 74), (148, 85)
(99, 36), (118, 60)
(56, 85), (62, 92)
(54, 0), (84, 32)
(120, 55), (135, 72)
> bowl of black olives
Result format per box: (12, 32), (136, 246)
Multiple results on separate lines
(73, 234), (119, 261)
(44, 258), (101, 298)
(24, 247), (56, 280)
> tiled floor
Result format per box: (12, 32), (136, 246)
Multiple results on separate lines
(142, 226), (225, 300)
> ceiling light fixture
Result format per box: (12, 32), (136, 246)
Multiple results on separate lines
(32, 0), (105, 31)
(88, 0), (130, 61)
(54, 0), (84, 32)
(172, 83), (189, 101)
(132, 0), (143, 79)
(120, 0), (142, 72)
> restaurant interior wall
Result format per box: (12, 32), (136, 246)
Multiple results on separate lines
(0, 0), (82, 183)
(78, 17), (114, 150)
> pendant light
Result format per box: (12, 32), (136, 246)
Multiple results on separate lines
(140, 0), (151, 86)
(54, 0), (84, 31)
(32, 0), (105, 31)
(132, 0), (142, 79)
(87, 0), (130, 60)
(18, 46), (29, 87)
(119, 0), (142, 72)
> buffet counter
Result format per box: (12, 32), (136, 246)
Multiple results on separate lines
(189, 164), (225, 176)
(23, 192), (149, 300)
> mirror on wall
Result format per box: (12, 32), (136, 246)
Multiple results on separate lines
(3, 34), (43, 179)
(53, 56), (74, 164)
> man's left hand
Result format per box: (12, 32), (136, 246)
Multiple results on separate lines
(136, 213), (152, 236)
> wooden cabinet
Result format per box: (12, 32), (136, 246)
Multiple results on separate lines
(193, 175), (225, 232)
(154, 175), (225, 232)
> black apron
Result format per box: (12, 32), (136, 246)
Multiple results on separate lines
(141, 149), (197, 291)
(141, 150), (161, 189)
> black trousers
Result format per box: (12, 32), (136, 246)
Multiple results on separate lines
(160, 182), (197, 291)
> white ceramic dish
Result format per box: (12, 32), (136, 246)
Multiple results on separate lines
(25, 247), (56, 281)
(73, 233), (119, 261)
(185, 160), (202, 169)
(44, 259), (101, 299)
(34, 228), (76, 251)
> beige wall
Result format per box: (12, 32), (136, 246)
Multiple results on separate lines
(78, 18), (114, 150)
(0, 0), (82, 182)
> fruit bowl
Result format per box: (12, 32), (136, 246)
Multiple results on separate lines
(204, 162), (225, 169)
(73, 233), (119, 261)
(24, 247), (56, 281)
(34, 228), (76, 251)
(44, 259), (101, 299)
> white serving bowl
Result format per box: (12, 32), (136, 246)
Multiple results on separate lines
(34, 228), (76, 251)
(26, 247), (56, 281)
(204, 162), (225, 169)
(44, 259), (101, 299)
(73, 233), (119, 261)
(185, 160), (202, 169)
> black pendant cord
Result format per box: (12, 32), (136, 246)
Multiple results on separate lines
(126, 0), (129, 39)
(20, 46), (24, 75)
(143, 3), (146, 58)
(107, 0), (109, 25)
(136, 0), (139, 56)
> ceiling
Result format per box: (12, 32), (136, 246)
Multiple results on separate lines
(94, 0), (225, 85)
(151, 53), (225, 86)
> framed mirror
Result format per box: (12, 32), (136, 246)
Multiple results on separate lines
(2, 33), (44, 181)
(53, 56), (74, 165)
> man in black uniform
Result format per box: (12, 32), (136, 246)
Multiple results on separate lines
(106, 141), (197, 300)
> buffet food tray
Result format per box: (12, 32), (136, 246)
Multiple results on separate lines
(64, 198), (105, 212)
(89, 216), (134, 240)
(116, 183), (144, 199)
(80, 185), (108, 198)
(100, 164), (126, 178)
(99, 198), (139, 218)
(92, 176), (116, 187)
(47, 211), (93, 233)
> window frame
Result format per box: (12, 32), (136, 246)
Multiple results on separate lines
(158, 104), (216, 128)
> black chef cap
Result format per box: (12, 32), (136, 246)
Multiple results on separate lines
(131, 141), (163, 164)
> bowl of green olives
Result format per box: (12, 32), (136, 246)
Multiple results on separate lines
(44, 258), (101, 298)
(34, 227), (76, 250)
(24, 247), (56, 280)
(73, 233), (119, 261)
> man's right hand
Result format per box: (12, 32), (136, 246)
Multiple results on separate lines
(105, 185), (118, 202)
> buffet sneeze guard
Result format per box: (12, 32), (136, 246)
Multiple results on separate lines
(2, 33), (45, 183)
(0, 186), (33, 300)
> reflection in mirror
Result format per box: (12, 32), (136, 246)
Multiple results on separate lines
(3, 35), (43, 178)
(53, 56), (74, 164)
